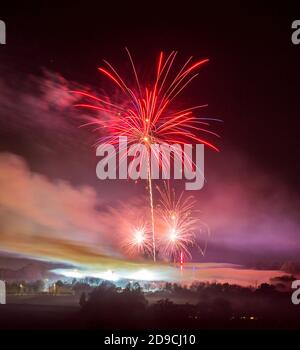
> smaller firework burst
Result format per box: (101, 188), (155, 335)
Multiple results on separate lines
(123, 223), (153, 257)
(162, 226), (195, 261)
(156, 182), (210, 262)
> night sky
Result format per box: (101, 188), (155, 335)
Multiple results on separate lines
(0, 2), (300, 271)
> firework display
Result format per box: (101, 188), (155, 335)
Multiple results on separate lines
(73, 50), (219, 262)
(121, 182), (210, 263)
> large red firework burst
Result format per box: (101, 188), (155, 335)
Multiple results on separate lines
(72, 49), (220, 152)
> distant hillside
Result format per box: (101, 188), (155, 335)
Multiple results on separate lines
(0, 254), (69, 281)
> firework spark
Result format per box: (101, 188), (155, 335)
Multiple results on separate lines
(73, 49), (219, 261)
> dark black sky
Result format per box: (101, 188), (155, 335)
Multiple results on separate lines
(1, 2), (300, 190)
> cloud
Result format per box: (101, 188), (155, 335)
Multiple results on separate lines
(201, 151), (300, 261)
(0, 152), (152, 265)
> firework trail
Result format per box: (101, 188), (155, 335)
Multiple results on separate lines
(147, 154), (156, 261)
(72, 49), (219, 261)
(156, 182), (210, 262)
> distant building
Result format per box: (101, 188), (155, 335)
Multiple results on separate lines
(0, 280), (6, 304)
